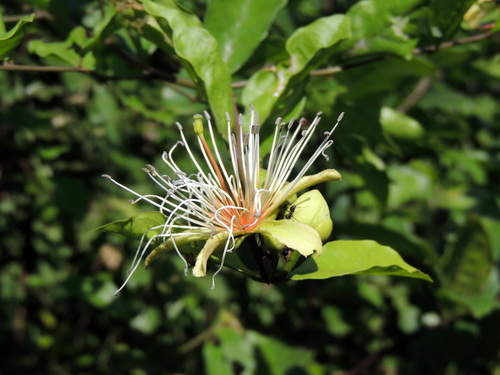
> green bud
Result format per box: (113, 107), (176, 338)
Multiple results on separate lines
(193, 114), (204, 135)
(288, 190), (333, 241)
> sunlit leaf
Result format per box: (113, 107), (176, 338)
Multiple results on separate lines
(205, 0), (287, 73)
(291, 240), (432, 281)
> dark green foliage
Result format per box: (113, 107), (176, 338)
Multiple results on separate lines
(1, 0), (499, 374)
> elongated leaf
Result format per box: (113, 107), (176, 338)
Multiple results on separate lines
(0, 14), (35, 59)
(96, 211), (166, 240)
(205, 0), (287, 73)
(242, 14), (350, 123)
(141, 0), (233, 130)
(291, 240), (432, 281)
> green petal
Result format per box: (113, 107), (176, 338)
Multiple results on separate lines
(273, 169), (341, 209)
(291, 240), (432, 282)
(256, 220), (323, 257)
(193, 232), (230, 277)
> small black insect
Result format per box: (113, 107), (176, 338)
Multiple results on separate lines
(284, 205), (296, 220)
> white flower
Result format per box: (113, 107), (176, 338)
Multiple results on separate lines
(103, 108), (343, 293)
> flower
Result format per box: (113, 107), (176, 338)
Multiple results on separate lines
(103, 108), (342, 293)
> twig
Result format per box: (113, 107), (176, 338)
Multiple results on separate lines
(396, 76), (434, 113)
(309, 30), (498, 78)
(414, 30), (496, 54)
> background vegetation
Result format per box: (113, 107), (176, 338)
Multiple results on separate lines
(1, 0), (499, 374)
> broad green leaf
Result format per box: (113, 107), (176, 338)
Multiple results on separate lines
(0, 14), (35, 59)
(96, 211), (166, 240)
(339, 0), (422, 59)
(286, 15), (350, 73)
(242, 14), (350, 123)
(337, 221), (436, 261)
(141, 0), (233, 131)
(257, 219), (323, 257)
(203, 341), (236, 375)
(380, 107), (424, 140)
(291, 240), (432, 281)
(205, 0), (287, 73)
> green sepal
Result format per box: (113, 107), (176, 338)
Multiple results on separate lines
(269, 169), (341, 213)
(291, 240), (432, 282)
(257, 219), (323, 257)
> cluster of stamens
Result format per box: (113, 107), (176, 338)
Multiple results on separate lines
(103, 108), (343, 292)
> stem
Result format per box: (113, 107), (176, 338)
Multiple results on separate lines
(250, 235), (278, 283)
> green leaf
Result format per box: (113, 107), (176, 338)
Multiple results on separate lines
(0, 14), (35, 59)
(83, 4), (120, 51)
(249, 331), (322, 374)
(380, 107), (424, 140)
(340, 0), (422, 59)
(96, 211), (166, 240)
(441, 216), (496, 318)
(242, 14), (350, 123)
(431, 0), (476, 38)
(257, 219), (323, 257)
(387, 164), (433, 208)
(205, 0), (287, 73)
(28, 26), (96, 69)
(130, 307), (162, 334)
(141, 0), (233, 131)
(291, 240), (432, 281)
